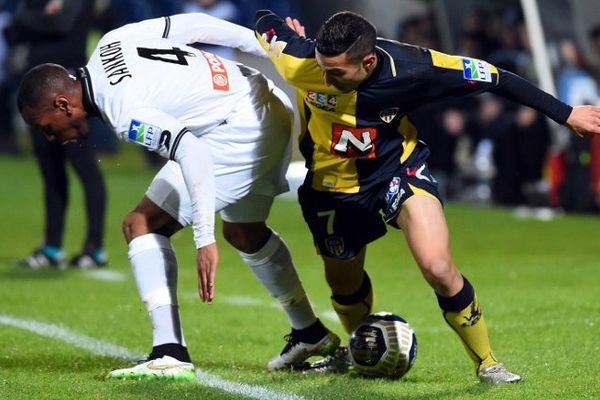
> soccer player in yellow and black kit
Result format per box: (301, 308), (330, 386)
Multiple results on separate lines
(254, 10), (600, 383)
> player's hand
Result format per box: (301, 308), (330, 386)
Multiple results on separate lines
(566, 105), (600, 137)
(196, 243), (219, 303)
(285, 16), (306, 38)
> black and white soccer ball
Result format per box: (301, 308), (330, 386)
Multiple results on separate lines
(349, 312), (417, 379)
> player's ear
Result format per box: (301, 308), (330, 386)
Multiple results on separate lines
(54, 95), (70, 114)
(362, 52), (376, 70)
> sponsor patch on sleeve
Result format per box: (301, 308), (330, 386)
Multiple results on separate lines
(128, 119), (162, 149)
(462, 58), (492, 83)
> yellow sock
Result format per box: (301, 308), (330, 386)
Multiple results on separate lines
(443, 294), (497, 372)
(331, 273), (374, 334)
(437, 277), (497, 373)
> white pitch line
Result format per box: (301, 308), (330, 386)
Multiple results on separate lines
(195, 370), (306, 400)
(83, 269), (128, 282)
(0, 314), (140, 359)
(0, 313), (307, 400)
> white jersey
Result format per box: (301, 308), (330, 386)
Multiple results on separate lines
(79, 14), (292, 247)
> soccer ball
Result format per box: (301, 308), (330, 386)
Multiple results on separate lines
(349, 312), (417, 379)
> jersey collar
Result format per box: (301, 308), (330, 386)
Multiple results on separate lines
(77, 67), (103, 119)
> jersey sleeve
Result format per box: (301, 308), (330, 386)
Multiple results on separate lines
(118, 108), (187, 160)
(491, 69), (572, 124)
(254, 10), (327, 90)
(425, 49), (500, 100)
(118, 108), (216, 248)
(101, 13), (265, 58)
(163, 13), (266, 58)
(426, 49), (572, 124)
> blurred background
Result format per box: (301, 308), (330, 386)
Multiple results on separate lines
(1, 0), (599, 215)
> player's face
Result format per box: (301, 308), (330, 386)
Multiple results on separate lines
(22, 96), (89, 145)
(315, 50), (376, 92)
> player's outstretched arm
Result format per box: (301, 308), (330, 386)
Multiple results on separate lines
(565, 105), (600, 137)
(165, 13), (267, 57)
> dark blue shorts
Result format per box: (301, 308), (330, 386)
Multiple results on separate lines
(298, 142), (441, 259)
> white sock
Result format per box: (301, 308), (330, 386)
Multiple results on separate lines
(128, 233), (186, 347)
(239, 231), (317, 330)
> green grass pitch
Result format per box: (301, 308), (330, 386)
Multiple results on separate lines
(1, 148), (599, 399)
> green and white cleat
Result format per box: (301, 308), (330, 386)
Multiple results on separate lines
(107, 355), (195, 381)
(478, 363), (522, 384)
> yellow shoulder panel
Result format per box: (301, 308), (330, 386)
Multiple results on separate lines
(256, 32), (328, 90)
(429, 49), (499, 75)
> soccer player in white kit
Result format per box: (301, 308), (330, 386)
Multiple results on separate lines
(17, 13), (340, 380)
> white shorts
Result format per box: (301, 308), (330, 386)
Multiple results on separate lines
(146, 85), (292, 226)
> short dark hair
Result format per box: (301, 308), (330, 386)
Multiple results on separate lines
(316, 11), (377, 60)
(17, 63), (72, 114)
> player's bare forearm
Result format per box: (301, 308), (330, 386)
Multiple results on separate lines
(565, 105), (600, 137)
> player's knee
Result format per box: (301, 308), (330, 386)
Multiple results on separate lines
(122, 211), (151, 243)
(222, 222), (270, 253)
(420, 257), (458, 288)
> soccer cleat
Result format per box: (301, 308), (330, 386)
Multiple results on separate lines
(478, 363), (522, 384)
(107, 355), (195, 381)
(17, 248), (66, 270)
(267, 330), (341, 370)
(303, 346), (351, 374)
(69, 249), (108, 269)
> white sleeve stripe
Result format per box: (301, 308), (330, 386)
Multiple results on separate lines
(162, 16), (171, 38)
(169, 128), (189, 160)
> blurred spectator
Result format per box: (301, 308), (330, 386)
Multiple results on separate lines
(7, 0), (108, 268)
(588, 24), (600, 80)
(0, 0), (19, 155)
(553, 38), (600, 212)
(455, 6), (552, 206)
(183, 0), (239, 58)
(110, 0), (184, 25)
(184, 0), (237, 21)
(234, 0), (298, 28)
(588, 25), (600, 205)
(396, 12), (439, 50)
(461, 7), (500, 59)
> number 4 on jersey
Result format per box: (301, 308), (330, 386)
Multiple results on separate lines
(137, 46), (195, 65)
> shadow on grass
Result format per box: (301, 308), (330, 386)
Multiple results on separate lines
(0, 264), (68, 280)
(295, 372), (493, 400)
(0, 353), (119, 373)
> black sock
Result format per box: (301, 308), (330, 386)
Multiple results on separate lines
(149, 343), (192, 363)
(292, 319), (327, 344)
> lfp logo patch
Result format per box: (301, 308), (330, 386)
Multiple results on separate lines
(462, 58), (492, 83)
(128, 119), (161, 148)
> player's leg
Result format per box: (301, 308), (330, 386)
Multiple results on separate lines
(298, 185), (384, 336)
(108, 162), (194, 381)
(18, 133), (67, 268)
(220, 193), (339, 370)
(395, 192), (520, 383)
(296, 188), (384, 374)
(322, 249), (374, 334)
(65, 140), (108, 268)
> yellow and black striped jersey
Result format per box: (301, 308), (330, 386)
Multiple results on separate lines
(255, 10), (572, 194)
